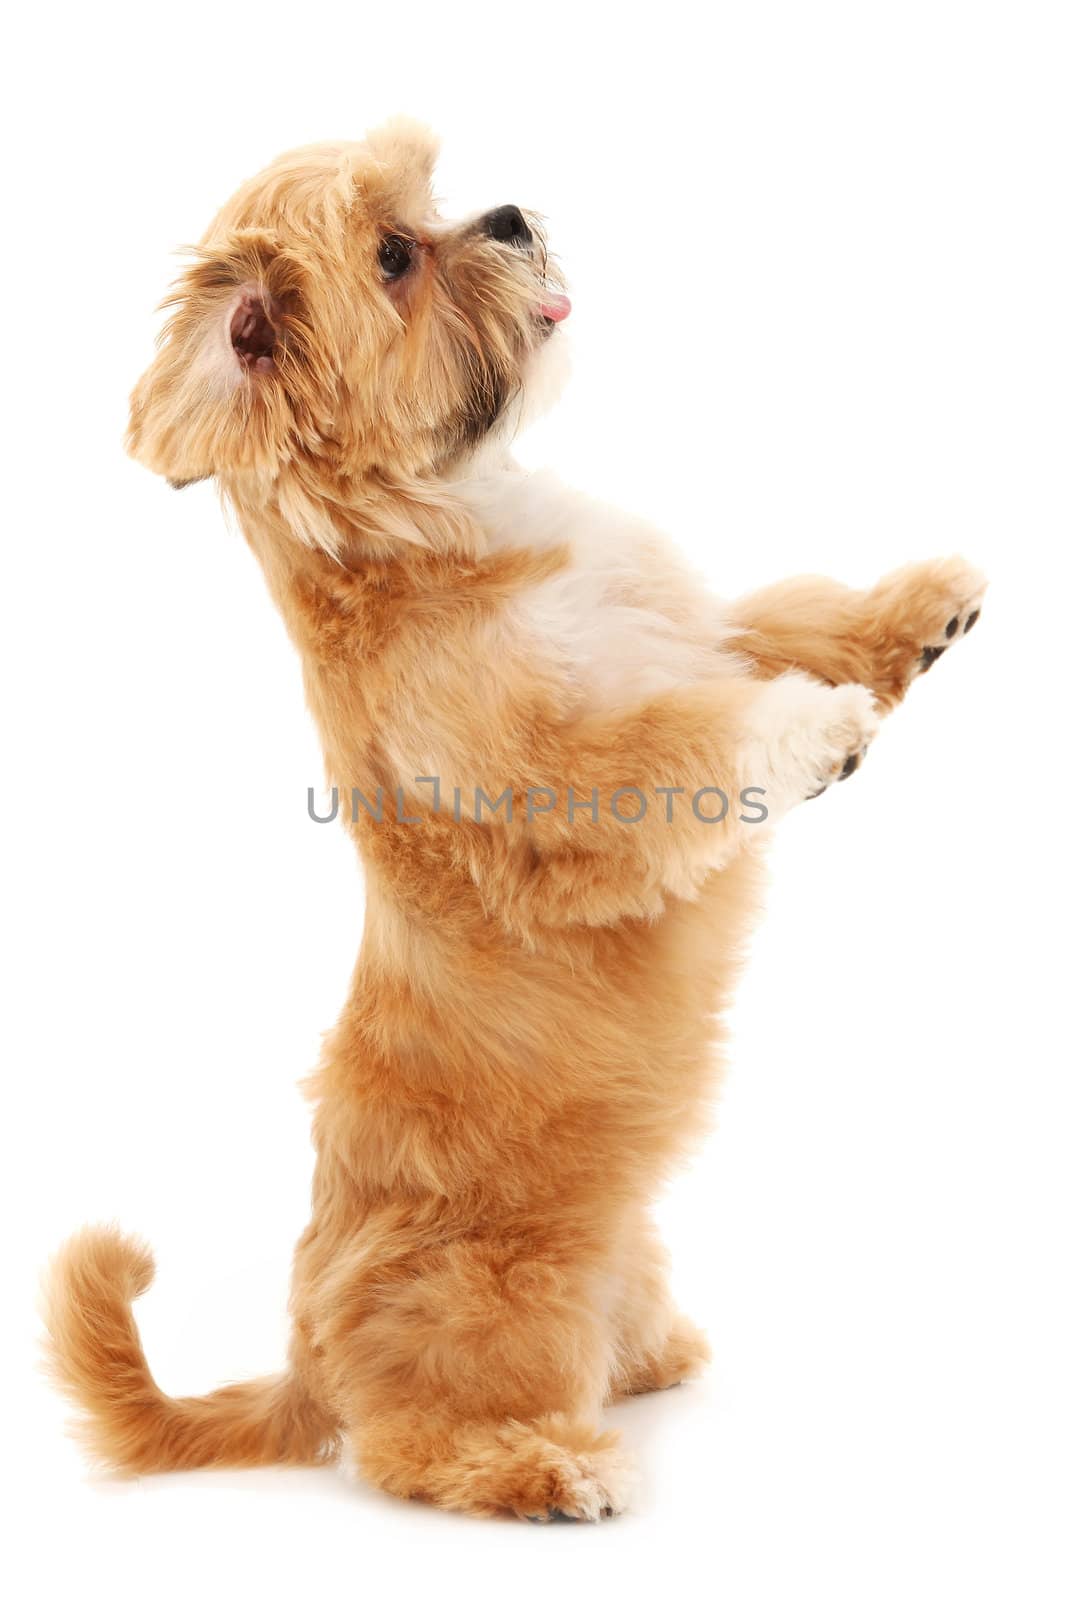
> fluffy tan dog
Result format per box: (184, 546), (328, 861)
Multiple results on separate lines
(44, 120), (986, 1521)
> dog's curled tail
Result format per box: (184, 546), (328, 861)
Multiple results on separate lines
(42, 1225), (336, 1473)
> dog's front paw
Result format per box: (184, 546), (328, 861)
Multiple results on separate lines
(915, 584), (984, 674)
(864, 556), (987, 703)
(740, 675), (880, 820)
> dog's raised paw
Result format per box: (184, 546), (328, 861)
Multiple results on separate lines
(917, 599), (982, 673)
(806, 734), (869, 800)
(862, 556), (987, 706)
(741, 675), (880, 815)
(906, 559), (986, 680)
(800, 686), (876, 800)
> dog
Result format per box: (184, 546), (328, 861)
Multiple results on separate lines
(43, 119), (985, 1521)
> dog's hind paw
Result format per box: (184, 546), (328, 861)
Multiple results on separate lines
(512, 1428), (636, 1523)
(355, 1411), (637, 1523)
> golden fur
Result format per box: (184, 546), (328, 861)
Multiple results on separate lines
(43, 121), (986, 1520)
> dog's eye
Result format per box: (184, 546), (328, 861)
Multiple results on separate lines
(379, 234), (415, 281)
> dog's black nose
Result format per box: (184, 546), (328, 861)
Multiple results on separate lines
(481, 205), (533, 247)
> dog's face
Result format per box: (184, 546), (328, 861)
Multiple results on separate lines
(127, 120), (569, 546)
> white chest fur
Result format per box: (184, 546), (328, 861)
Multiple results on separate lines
(461, 468), (743, 714)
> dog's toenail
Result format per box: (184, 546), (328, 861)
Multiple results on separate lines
(964, 608), (980, 632)
(919, 645), (945, 672)
(807, 784), (828, 800)
(945, 616), (958, 638)
(839, 753), (859, 780)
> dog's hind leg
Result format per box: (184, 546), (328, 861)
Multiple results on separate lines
(351, 1407), (636, 1522)
(612, 1314), (710, 1398)
(320, 1233), (636, 1520)
(607, 1211), (710, 1399)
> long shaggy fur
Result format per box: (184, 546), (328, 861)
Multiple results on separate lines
(44, 1227), (336, 1471)
(43, 121), (986, 1519)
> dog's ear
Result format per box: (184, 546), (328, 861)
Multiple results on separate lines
(126, 236), (307, 489)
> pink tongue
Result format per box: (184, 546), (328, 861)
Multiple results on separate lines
(540, 292), (572, 323)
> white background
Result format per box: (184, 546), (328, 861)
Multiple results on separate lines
(4, 3), (1065, 1596)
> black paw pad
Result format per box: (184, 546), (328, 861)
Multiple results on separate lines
(919, 645), (946, 673)
(964, 608), (980, 633)
(945, 616), (959, 639)
(839, 752), (859, 781)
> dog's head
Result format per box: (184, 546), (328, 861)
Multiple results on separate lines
(127, 120), (569, 550)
